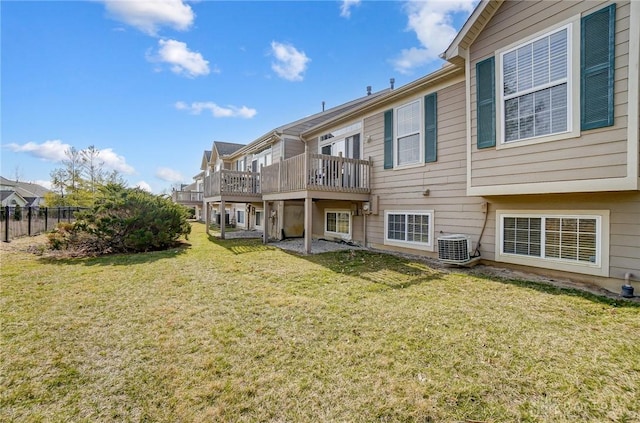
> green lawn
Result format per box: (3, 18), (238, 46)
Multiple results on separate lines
(1, 222), (639, 422)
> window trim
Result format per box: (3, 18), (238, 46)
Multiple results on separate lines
(495, 16), (581, 149)
(384, 210), (435, 251)
(254, 208), (264, 230)
(394, 99), (423, 168)
(324, 209), (352, 240)
(236, 209), (245, 225)
(495, 210), (610, 277)
(318, 121), (362, 159)
(252, 147), (273, 172)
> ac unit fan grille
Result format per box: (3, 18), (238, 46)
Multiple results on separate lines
(438, 235), (471, 264)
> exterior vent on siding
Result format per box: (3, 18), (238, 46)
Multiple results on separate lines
(438, 234), (472, 264)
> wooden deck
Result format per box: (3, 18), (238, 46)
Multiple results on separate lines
(203, 170), (262, 202)
(171, 190), (203, 206)
(261, 153), (371, 200)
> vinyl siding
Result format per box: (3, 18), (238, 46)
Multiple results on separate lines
(284, 136), (305, 159)
(363, 81), (488, 257)
(311, 200), (364, 243)
(485, 192), (640, 292)
(469, 0), (632, 192)
(271, 141), (283, 163)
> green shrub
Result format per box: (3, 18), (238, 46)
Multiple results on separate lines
(13, 205), (22, 221)
(48, 184), (191, 255)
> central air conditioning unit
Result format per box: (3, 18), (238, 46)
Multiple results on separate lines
(437, 234), (472, 264)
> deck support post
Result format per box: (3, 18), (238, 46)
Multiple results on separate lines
(205, 202), (210, 236)
(219, 200), (226, 239)
(304, 197), (312, 254)
(263, 200), (270, 244)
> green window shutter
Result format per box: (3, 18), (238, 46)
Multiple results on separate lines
(424, 93), (437, 163)
(383, 109), (394, 169)
(476, 57), (496, 149)
(581, 3), (616, 130)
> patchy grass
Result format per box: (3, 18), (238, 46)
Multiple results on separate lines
(1, 222), (639, 422)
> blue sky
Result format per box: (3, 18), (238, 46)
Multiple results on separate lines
(1, 0), (477, 193)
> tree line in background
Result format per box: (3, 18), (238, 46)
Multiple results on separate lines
(46, 145), (126, 207)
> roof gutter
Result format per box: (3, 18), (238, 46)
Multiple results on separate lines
(302, 64), (463, 138)
(229, 130), (282, 159)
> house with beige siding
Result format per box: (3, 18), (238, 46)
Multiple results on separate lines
(195, 0), (638, 294)
(203, 89), (389, 239)
(291, 64), (480, 259)
(439, 0), (639, 293)
(256, 0), (638, 294)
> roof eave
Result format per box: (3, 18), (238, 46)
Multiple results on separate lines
(302, 64), (464, 139)
(442, 0), (502, 63)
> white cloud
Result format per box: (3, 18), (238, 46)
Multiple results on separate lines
(5, 139), (72, 162)
(392, 0), (477, 74)
(156, 167), (184, 183)
(340, 0), (361, 18)
(175, 101), (257, 119)
(97, 148), (135, 175)
(134, 180), (153, 192)
(150, 39), (210, 78)
(103, 0), (194, 36)
(270, 41), (310, 82)
(4, 140), (134, 175)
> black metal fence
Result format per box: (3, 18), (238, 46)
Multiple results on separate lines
(1, 206), (88, 242)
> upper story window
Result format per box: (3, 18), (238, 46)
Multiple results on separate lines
(396, 100), (421, 166)
(500, 25), (571, 144)
(320, 122), (361, 159)
(383, 93), (437, 168)
(251, 148), (272, 172)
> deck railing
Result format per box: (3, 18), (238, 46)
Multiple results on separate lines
(171, 191), (203, 203)
(262, 153), (371, 194)
(204, 170), (261, 198)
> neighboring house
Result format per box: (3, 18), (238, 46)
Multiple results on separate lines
(0, 176), (50, 207)
(1, 190), (28, 207)
(203, 88), (390, 238)
(171, 181), (203, 219)
(196, 0), (638, 294)
(202, 141), (247, 227)
(295, 62), (474, 260)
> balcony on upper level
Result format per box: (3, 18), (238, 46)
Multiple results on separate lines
(171, 190), (203, 206)
(261, 152), (371, 201)
(203, 170), (262, 203)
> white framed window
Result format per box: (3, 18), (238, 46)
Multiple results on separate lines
(236, 159), (246, 171)
(384, 210), (434, 251)
(497, 18), (580, 147)
(496, 210), (609, 277)
(324, 210), (352, 240)
(395, 100), (422, 167)
(251, 148), (272, 172)
(255, 209), (264, 230)
(319, 122), (362, 159)
(236, 209), (245, 225)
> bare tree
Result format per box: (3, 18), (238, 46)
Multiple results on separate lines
(50, 168), (66, 197)
(62, 147), (83, 192)
(81, 145), (106, 197)
(12, 166), (23, 183)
